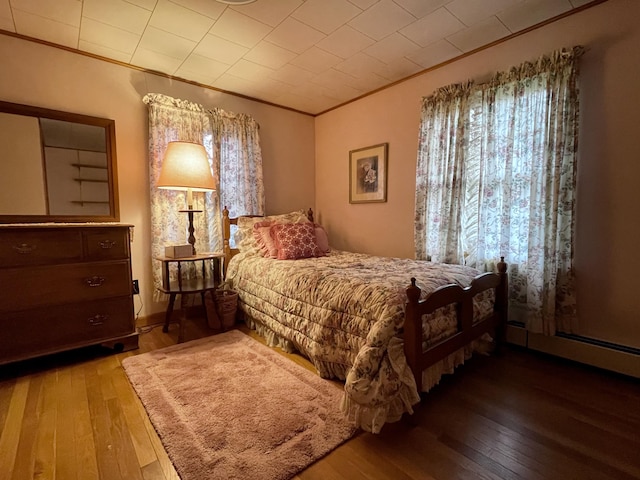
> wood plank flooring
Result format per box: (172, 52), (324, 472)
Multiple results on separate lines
(1, 314), (638, 480)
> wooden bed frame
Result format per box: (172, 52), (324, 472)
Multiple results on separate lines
(221, 207), (508, 393)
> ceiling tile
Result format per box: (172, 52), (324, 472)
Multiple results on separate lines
(126, 0), (157, 10)
(264, 17), (325, 54)
(12, 9), (78, 48)
(364, 33), (420, 64)
(78, 39), (132, 63)
(290, 46), (342, 74)
(447, 16), (511, 53)
(335, 52), (387, 78)
(131, 46), (182, 74)
(80, 17), (141, 55)
(137, 25), (196, 60)
(0, 0), (12, 20)
(446, 0), (525, 26)
(193, 34), (248, 65)
(252, 77), (291, 97)
(148, 0), (214, 42)
(213, 72), (265, 97)
(177, 53), (230, 81)
(311, 68), (358, 89)
(407, 39), (462, 69)
(290, 80), (336, 99)
(347, 0), (377, 9)
(393, 0), (450, 18)
(244, 41), (297, 69)
(498, 0), (572, 33)
(268, 63), (315, 86)
(316, 25), (375, 59)
(230, 0), (303, 28)
(209, 8), (272, 48)
(291, 0), (361, 35)
(348, 0), (416, 41)
(83, 0), (151, 35)
(226, 59), (275, 82)
(373, 56), (422, 81)
(169, 0), (226, 19)
(10, 0), (81, 27)
(269, 91), (316, 113)
(0, 16), (14, 31)
(330, 87), (365, 103)
(401, 7), (465, 47)
(311, 74), (365, 101)
(343, 71), (389, 92)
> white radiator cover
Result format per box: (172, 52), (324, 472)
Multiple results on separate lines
(506, 325), (640, 378)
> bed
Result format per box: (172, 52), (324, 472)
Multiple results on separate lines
(221, 207), (508, 433)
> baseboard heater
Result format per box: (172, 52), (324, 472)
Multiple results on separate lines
(506, 322), (640, 379)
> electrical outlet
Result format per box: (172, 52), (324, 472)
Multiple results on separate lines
(132, 279), (140, 295)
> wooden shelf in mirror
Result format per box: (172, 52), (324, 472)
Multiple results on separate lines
(0, 100), (120, 223)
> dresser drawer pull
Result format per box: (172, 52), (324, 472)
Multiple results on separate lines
(85, 276), (106, 287)
(99, 240), (117, 249)
(13, 243), (36, 254)
(88, 314), (108, 326)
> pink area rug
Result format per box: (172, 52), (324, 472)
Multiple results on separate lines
(122, 330), (357, 480)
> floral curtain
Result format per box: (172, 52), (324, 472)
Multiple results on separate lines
(415, 47), (583, 335)
(209, 109), (264, 219)
(143, 93), (264, 294)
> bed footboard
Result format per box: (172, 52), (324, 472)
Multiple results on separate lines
(404, 258), (508, 392)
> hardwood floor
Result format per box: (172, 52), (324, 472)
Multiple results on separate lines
(1, 314), (638, 480)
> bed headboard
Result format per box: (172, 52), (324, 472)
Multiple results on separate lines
(221, 206), (314, 278)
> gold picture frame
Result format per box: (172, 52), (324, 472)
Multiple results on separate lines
(349, 143), (388, 203)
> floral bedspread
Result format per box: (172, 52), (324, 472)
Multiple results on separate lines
(226, 250), (494, 433)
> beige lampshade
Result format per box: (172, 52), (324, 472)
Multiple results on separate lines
(157, 141), (216, 192)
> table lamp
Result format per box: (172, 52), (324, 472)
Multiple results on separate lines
(157, 141), (216, 254)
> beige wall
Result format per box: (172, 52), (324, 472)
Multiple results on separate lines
(315, 0), (640, 348)
(0, 34), (315, 318)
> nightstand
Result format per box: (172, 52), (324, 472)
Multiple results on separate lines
(155, 252), (224, 342)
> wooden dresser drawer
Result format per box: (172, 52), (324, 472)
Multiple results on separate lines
(1, 296), (135, 363)
(0, 260), (132, 312)
(0, 223), (137, 364)
(0, 229), (83, 266)
(84, 228), (130, 260)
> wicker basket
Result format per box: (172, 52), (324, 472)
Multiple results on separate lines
(214, 289), (238, 330)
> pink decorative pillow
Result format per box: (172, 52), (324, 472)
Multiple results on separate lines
(314, 224), (330, 253)
(236, 210), (310, 253)
(271, 222), (324, 260)
(252, 221), (278, 258)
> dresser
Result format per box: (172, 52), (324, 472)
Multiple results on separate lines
(0, 223), (138, 365)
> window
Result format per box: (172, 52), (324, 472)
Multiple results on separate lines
(415, 47), (583, 335)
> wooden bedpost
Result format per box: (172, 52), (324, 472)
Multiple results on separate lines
(404, 278), (423, 392)
(222, 206), (231, 278)
(495, 256), (509, 350)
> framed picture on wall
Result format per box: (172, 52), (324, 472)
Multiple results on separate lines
(349, 143), (388, 203)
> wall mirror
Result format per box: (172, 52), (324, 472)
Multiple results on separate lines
(0, 100), (119, 223)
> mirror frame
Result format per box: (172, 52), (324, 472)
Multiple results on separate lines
(0, 100), (120, 223)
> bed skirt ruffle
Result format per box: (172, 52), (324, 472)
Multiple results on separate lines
(242, 312), (493, 434)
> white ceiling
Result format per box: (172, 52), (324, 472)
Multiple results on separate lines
(0, 0), (594, 115)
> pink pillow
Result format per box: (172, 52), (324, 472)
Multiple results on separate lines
(315, 224), (330, 253)
(271, 222), (324, 260)
(253, 221), (279, 258)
